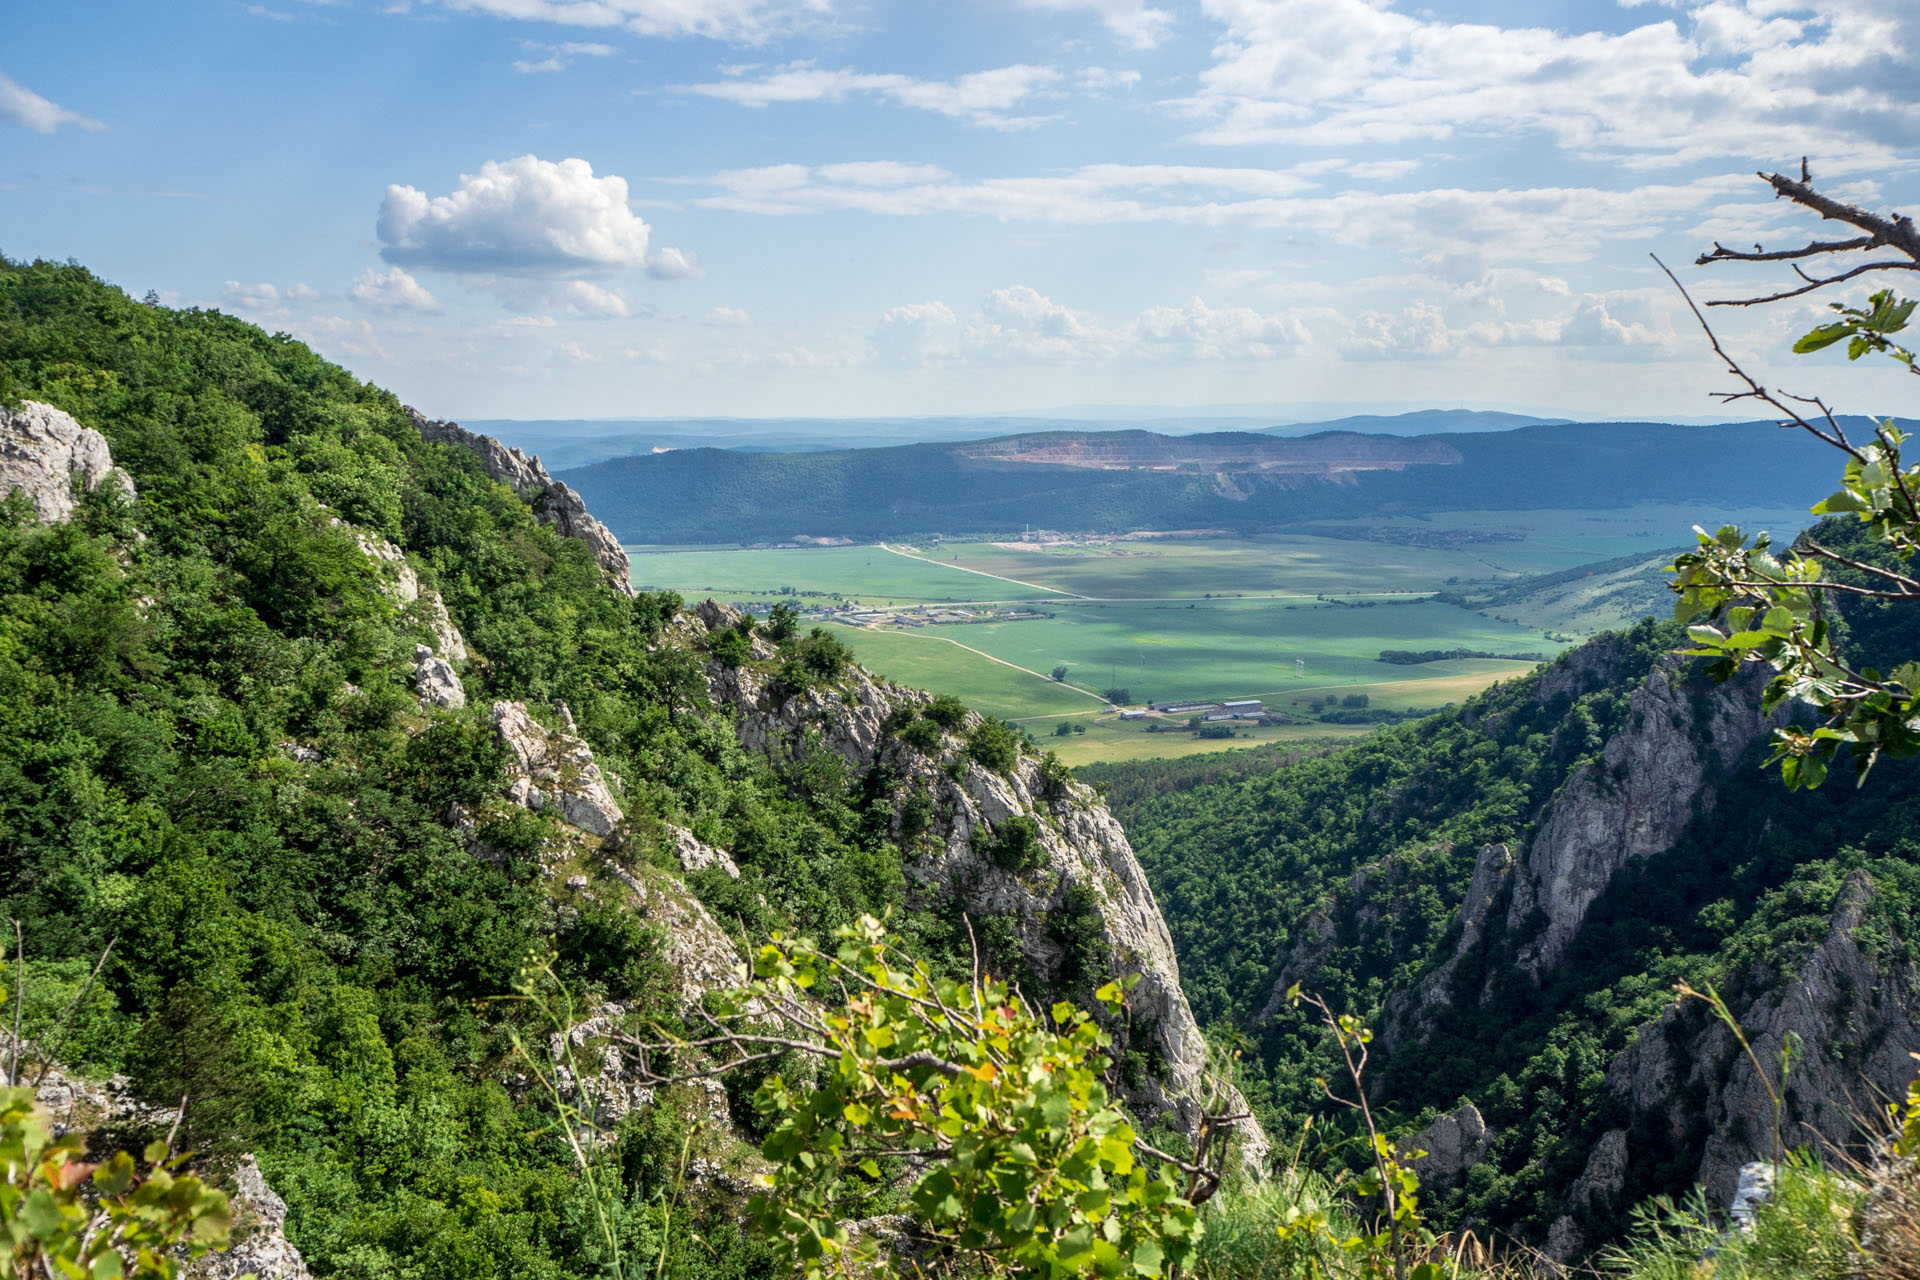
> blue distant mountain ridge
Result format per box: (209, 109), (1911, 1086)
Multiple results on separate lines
(553, 417), (1870, 545)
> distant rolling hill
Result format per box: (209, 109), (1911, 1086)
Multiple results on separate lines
(558, 420), (1838, 545)
(1258, 408), (1568, 436)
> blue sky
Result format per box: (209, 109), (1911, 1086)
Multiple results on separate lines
(5, 0), (1917, 421)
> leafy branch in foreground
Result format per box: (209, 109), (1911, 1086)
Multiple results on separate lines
(1659, 164), (1920, 789)
(617, 913), (1250, 1279)
(1, 937), (239, 1279)
(1281, 990), (1441, 1280)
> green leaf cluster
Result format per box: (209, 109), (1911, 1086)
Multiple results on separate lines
(738, 916), (1199, 1278)
(0, 1087), (232, 1279)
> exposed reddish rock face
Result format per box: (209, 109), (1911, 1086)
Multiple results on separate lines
(953, 430), (1463, 475)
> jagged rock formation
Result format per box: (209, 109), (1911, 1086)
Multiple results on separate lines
(0, 400), (135, 522)
(492, 699), (625, 836)
(682, 600), (1272, 1173)
(413, 644), (466, 709)
(1603, 871), (1920, 1209)
(408, 408), (633, 595)
(1544, 1129), (1631, 1260)
(1503, 659), (1780, 977)
(1388, 655), (1779, 1051)
(1410, 1102), (1492, 1189)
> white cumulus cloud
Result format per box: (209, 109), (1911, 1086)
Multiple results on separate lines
(379, 155), (660, 274)
(376, 154), (697, 301)
(0, 73), (104, 133)
(704, 306), (753, 326)
(351, 266), (442, 313)
(1127, 297), (1307, 359)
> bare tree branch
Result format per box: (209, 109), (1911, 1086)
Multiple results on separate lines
(1697, 235), (1878, 265)
(1706, 259), (1920, 308)
(1694, 167), (1920, 306)
(1650, 255), (1873, 464)
(1760, 170), (1920, 264)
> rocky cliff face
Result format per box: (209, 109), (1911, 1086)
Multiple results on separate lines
(1503, 658), (1779, 978)
(1388, 655), (1779, 1051)
(680, 601), (1272, 1172)
(407, 408), (633, 595)
(0, 401), (136, 522)
(1613, 873), (1918, 1192)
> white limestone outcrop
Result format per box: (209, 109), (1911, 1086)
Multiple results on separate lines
(1504, 659), (1780, 977)
(491, 700), (625, 837)
(0, 401), (135, 523)
(413, 644), (466, 709)
(1410, 1102), (1492, 1188)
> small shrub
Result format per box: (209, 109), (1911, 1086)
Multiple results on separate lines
(924, 693), (969, 729)
(967, 716), (1021, 774)
(1036, 750), (1074, 798)
(897, 787), (935, 841)
(708, 625), (752, 668)
(898, 715), (945, 754)
(779, 627), (853, 690)
(987, 815), (1044, 872)
(765, 602), (800, 643)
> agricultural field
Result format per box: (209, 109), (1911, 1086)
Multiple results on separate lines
(1302, 502), (1812, 574)
(839, 599), (1550, 706)
(625, 520), (1733, 763)
(897, 502), (1811, 597)
(625, 543), (1065, 606)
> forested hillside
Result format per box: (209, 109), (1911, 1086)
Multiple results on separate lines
(1099, 544), (1920, 1251)
(559, 422), (1839, 544)
(0, 258), (1245, 1279)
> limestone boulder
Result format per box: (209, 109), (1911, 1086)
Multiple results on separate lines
(0, 401), (135, 523)
(413, 644), (466, 709)
(492, 700), (624, 836)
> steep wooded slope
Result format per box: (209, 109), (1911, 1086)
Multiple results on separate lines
(1102, 568), (1920, 1254)
(0, 258), (1251, 1279)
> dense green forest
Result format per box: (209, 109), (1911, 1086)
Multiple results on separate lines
(1098, 560), (1920, 1242)
(558, 423), (1837, 544)
(0, 257), (1059, 1279)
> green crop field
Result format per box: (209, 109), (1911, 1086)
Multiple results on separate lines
(895, 502), (1812, 597)
(625, 524), (1670, 764)
(898, 536), (1489, 598)
(626, 544), (1064, 606)
(841, 599), (1555, 707)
